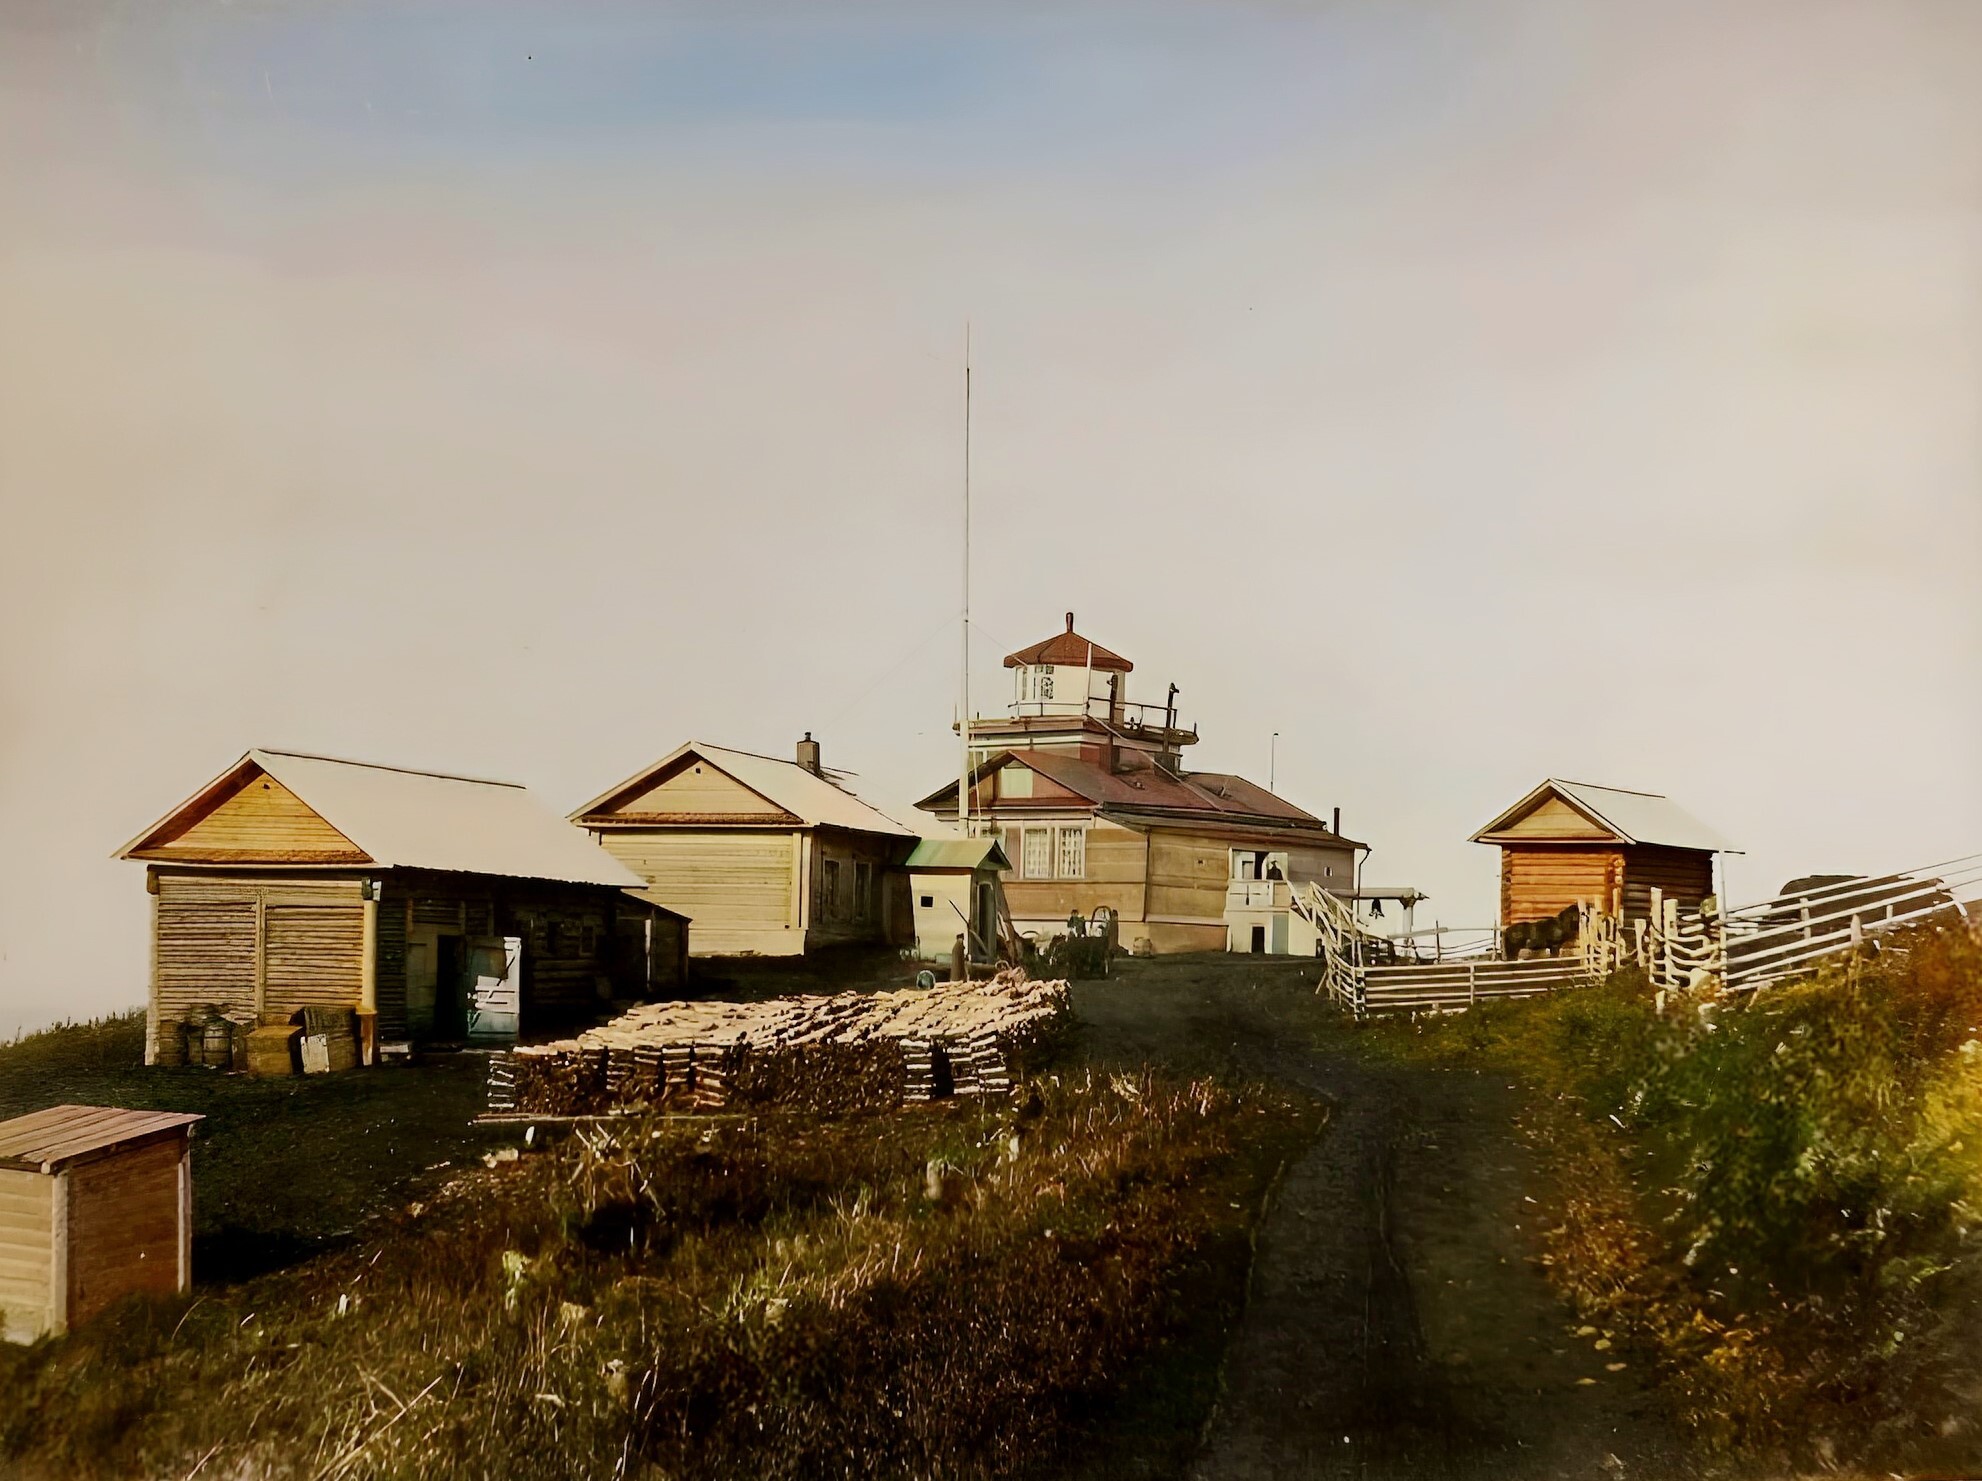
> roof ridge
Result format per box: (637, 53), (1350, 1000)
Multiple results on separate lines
(255, 749), (523, 789)
(1552, 777), (1665, 799)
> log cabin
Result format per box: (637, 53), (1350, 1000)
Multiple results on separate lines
(917, 615), (1364, 954)
(116, 750), (685, 1063)
(570, 737), (918, 957)
(0, 1106), (204, 1343)
(1470, 778), (1733, 927)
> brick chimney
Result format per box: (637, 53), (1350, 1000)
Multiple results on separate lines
(796, 732), (822, 777)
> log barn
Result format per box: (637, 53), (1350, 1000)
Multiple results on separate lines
(1470, 778), (1732, 927)
(0, 1106), (202, 1343)
(918, 615), (1364, 953)
(571, 737), (917, 957)
(116, 750), (683, 1062)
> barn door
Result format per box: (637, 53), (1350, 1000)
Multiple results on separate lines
(465, 936), (522, 1043)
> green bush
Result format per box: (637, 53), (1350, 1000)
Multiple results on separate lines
(1377, 924), (1982, 1470)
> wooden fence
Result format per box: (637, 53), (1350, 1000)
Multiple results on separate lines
(1307, 853), (1979, 1017)
(1642, 854), (1982, 997)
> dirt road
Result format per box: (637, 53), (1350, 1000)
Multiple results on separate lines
(1078, 959), (1697, 1481)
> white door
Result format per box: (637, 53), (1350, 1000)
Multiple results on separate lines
(466, 936), (522, 1043)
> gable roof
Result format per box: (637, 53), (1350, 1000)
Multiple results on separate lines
(904, 837), (1012, 871)
(917, 749), (1365, 847)
(1470, 778), (1734, 853)
(119, 749), (646, 887)
(0, 1105), (204, 1173)
(572, 741), (915, 837)
(1003, 612), (1132, 673)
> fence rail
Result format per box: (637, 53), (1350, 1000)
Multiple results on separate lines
(1308, 850), (1980, 1017)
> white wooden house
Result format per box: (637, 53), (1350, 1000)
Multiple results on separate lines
(572, 737), (917, 957)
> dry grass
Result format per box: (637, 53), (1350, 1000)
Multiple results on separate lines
(0, 1069), (1314, 1481)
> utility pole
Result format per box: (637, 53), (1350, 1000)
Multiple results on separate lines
(959, 324), (972, 838)
(1269, 732), (1279, 794)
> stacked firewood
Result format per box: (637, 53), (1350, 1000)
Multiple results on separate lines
(490, 969), (1071, 1118)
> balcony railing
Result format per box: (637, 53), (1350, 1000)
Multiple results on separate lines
(1003, 696), (1195, 735)
(1225, 880), (1291, 909)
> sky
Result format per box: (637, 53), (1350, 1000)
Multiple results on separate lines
(2, 0), (1978, 1037)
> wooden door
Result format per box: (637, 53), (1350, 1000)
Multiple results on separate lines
(465, 937), (522, 1043)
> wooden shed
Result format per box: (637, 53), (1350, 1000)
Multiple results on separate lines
(0, 1106), (203, 1343)
(1471, 779), (1733, 927)
(904, 836), (1013, 963)
(572, 737), (917, 957)
(117, 749), (683, 1063)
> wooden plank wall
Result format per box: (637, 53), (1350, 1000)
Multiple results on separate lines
(597, 831), (798, 955)
(151, 873), (366, 1051)
(373, 897), (408, 1039)
(0, 1167), (52, 1345)
(1620, 845), (1715, 921)
(1145, 829), (1235, 926)
(134, 769), (365, 861)
(382, 871), (637, 1028)
(805, 830), (908, 948)
(262, 905), (364, 1022)
(998, 819), (1146, 924)
(65, 1138), (184, 1327)
(1499, 846), (1622, 925)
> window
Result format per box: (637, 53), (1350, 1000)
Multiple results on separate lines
(1035, 665), (1055, 700)
(820, 859), (841, 920)
(920, 894), (934, 909)
(1022, 827), (1053, 880)
(853, 861), (873, 922)
(1056, 826), (1086, 880)
(1000, 765), (1033, 799)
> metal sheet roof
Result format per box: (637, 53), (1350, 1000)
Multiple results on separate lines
(574, 742), (915, 837)
(0, 1105), (204, 1172)
(1471, 779), (1734, 852)
(120, 750), (647, 888)
(1002, 613), (1132, 672)
(917, 749), (1365, 847)
(904, 837), (1012, 871)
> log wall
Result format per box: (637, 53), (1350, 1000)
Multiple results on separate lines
(1620, 845), (1715, 921)
(1498, 846), (1623, 925)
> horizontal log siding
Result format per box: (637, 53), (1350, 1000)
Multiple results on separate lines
(262, 904), (364, 1021)
(382, 871), (642, 1029)
(154, 898), (257, 1028)
(65, 1139), (184, 1327)
(152, 874), (369, 1035)
(1620, 845), (1715, 921)
(596, 831), (797, 956)
(0, 1168), (52, 1344)
(1499, 846), (1622, 926)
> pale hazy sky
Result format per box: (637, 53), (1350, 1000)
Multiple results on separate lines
(3, 0), (1978, 1036)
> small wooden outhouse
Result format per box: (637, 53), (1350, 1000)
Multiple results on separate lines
(1471, 778), (1732, 927)
(904, 837), (1013, 963)
(0, 1106), (203, 1343)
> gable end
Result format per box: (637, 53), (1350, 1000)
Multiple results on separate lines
(125, 764), (371, 864)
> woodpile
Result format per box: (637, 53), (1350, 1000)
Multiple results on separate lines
(489, 969), (1071, 1118)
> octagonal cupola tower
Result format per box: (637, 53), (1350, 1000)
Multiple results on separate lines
(966, 612), (1196, 774)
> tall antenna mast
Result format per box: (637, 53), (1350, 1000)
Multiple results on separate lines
(959, 324), (972, 837)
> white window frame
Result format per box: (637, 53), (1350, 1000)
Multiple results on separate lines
(1055, 826), (1086, 880)
(1020, 827), (1053, 880)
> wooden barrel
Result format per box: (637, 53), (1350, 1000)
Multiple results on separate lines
(153, 1021), (185, 1067)
(202, 1019), (233, 1066)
